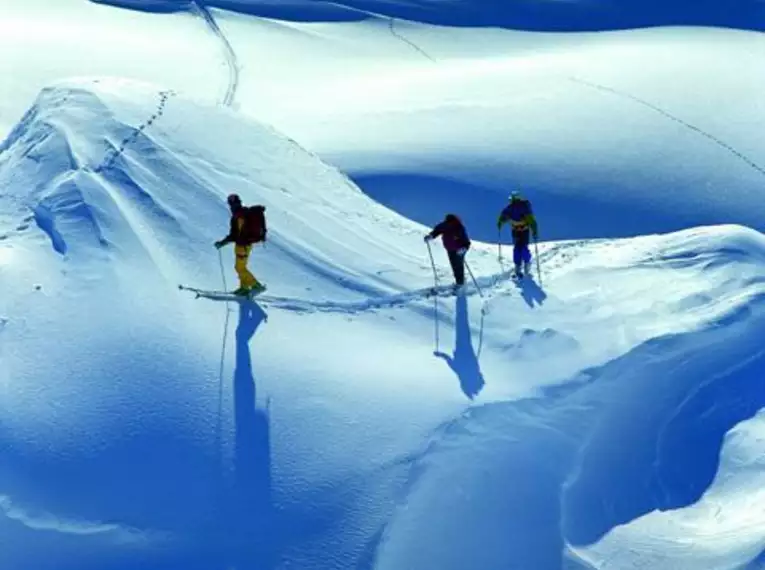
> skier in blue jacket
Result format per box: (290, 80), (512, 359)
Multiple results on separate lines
(497, 191), (538, 278)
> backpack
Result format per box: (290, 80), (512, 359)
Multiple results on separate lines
(506, 199), (532, 221)
(240, 205), (267, 244)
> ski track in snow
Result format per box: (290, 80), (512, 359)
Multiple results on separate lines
(387, 18), (437, 62)
(191, 1), (240, 107)
(569, 76), (765, 181)
(181, 278), (489, 313)
(180, 248), (553, 315)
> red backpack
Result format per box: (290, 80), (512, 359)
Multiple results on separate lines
(240, 205), (267, 244)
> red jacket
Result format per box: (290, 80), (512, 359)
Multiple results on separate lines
(429, 215), (471, 252)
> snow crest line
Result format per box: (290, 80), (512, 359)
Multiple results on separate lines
(191, 2), (240, 107)
(94, 90), (176, 173)
(388, 19), (437, 62)
(570, 76), (765, 180)
(0, 494), (148, 541)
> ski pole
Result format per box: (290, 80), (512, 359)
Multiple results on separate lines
(464, 259), (484, 299)
(218, 248), (228, 292)
(534, 235), (542, 285)
(426, 240), (440, 351)
(496, 227), (505, 284)
(426, 240), (439, 291)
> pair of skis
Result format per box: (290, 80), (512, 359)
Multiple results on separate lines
(178, 284), (267, 301)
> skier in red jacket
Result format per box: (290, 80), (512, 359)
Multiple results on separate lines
(425, 214), (471, 289)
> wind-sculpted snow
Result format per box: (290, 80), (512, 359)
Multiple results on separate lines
(0, 80), (442, 298)
(371, 285), (765, 570)
(4, 80), (765, 570)
(0, 81), (497, 569)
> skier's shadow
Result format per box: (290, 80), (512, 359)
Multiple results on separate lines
(434, 293), (486, 399)
(228, 300), (277, 570)
(517, 276), (547, 308)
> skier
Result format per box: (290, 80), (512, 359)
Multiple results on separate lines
(215, 193), (267, 296)
(424, 214), (471, 290)
(497, 190), (538, 278)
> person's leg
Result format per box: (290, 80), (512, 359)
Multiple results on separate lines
(448, 250), (465, 285)
(519, 230), (532, 274)
(512, 231), (524, 276)
(234, 245), (259, 291)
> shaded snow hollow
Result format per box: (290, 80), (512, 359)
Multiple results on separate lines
(2, 81), (765, 570)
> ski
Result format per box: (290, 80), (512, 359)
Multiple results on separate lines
(425, 285), (466, 299)
(178, 284), (267, 301)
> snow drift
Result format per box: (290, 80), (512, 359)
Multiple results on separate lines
(3, 77), (765, 569)
(0, 79), (513, 570)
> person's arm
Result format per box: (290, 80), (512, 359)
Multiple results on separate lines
(526, 213), (538, 237)
(215, 217), (236, 248)
(497, 207), (509, 229)
(425, 221), (446, 241)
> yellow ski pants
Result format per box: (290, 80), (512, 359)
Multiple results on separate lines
(234, 244), (260, 289)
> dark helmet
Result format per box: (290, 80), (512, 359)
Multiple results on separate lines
(445, 213), (460, 223)
(227, 193), (242, 208)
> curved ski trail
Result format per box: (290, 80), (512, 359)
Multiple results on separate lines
(191, 1), (239, 107)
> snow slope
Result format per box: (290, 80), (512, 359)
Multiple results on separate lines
(6, 2), (765, 243)
(3, 78), (765, 569)
(0, 0), (222, 138)
(3, 1), (765, 569)
(207, 16), (765, 243)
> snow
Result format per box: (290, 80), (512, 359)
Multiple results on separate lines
(3, 1), (765, 569)
(0, 0), (222, 137)
(179, 12), (765, 243)
(91, 0), (765, 32)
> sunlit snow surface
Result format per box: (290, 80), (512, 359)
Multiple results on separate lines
(2, 1), (765, 569)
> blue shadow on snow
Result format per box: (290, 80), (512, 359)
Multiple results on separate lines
(407, 310), (765, 569)
(224, 300), (277, 569)
(90, 0), (765, 32)
(511, 273), (547, 309)
(353, 173), (506, 244)
(434, 292), (485, 400)
(351, 172), (711, 243)
(563, 314), (765, 548)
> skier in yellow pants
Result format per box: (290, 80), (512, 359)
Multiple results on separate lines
(215, 193), (267, 296)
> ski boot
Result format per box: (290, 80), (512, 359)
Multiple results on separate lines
(249, 282), (267, 297)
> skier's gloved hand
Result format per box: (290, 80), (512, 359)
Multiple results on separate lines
(424, 235), (433, 242)
(214, 240), (224, 249)
(457, 247), (467, 256)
